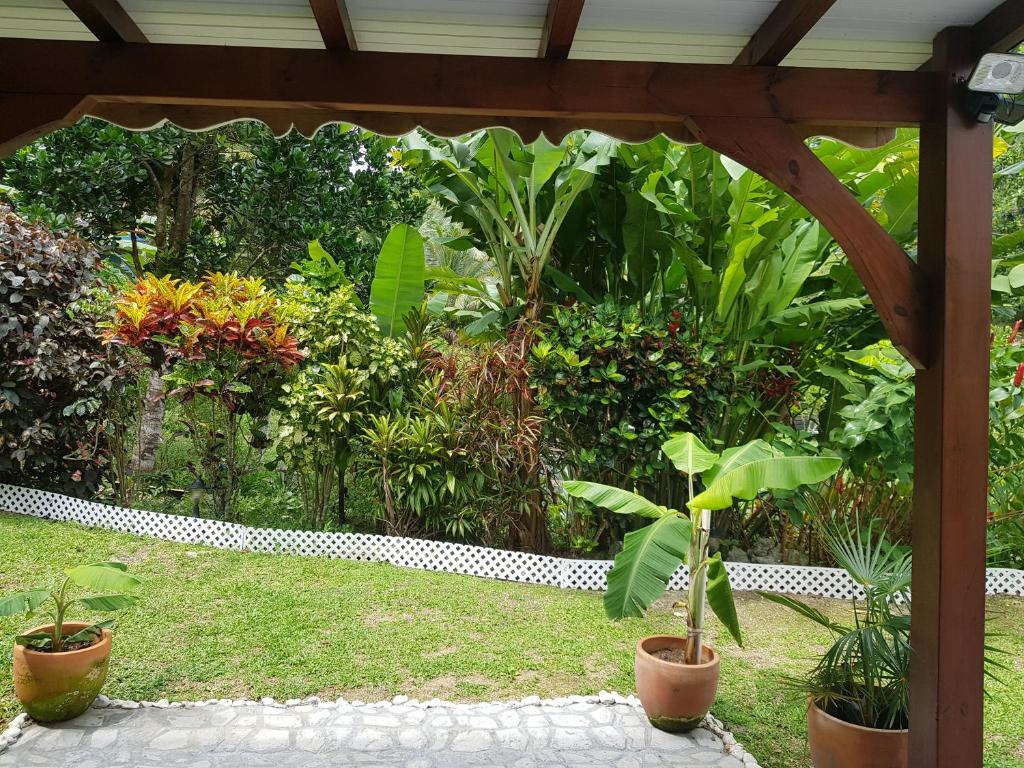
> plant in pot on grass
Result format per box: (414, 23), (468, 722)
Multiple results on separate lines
(566, 433), (840, 732)
(1, 562), (140, 722)
(758, 521), (911, 768)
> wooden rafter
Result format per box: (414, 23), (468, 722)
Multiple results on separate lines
(686, 116), (929, 369)
(970, 0), (1024, 56)
(309, 0), (356, 52)
(539, 0), (585, 59)
(63, 0), (147, 44)
(733, 0), (836, 66)
(0, 39), (933, 134)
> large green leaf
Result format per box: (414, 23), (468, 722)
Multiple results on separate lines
(690, 456), (842, 510)
(564, 481), (670, 519)
(527, 136), (568, 201)
(65, 563), (141, 592)
(77, 594), (139, 611)
(369, 224), (426, 337)
(604, 514), (691, 619)
(0, 590), (50, 617)
(64, 619), (117, 645)
(705, 554), (742, 646)
(766, 220), (822, 317)
(661, 433), (718, 476)
(701, 439), (774, 486)
(756, 591), (849, 633)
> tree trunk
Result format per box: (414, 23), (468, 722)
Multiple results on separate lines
(131, 369), (166, 473)
(168, 141), (198, 260)
(337, 469), (347, 528)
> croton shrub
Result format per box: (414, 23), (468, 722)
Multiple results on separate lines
(105, 271), (303, 516)
(0, 205), (125, 495)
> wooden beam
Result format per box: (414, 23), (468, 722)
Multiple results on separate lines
(971, 0), (1024, 55)
(0, 94), (92, 157)
(0, 38), (934, 139)
(910, 26), (991, 768)
(63, 0), (147, 44)
(686, 116), (929, 369)
(733, 0), (837, 66)
(539, 0), (585, 59)
(308, 0), (356, 51)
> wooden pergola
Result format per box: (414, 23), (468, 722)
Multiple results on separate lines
(1, 1), (1020, 766)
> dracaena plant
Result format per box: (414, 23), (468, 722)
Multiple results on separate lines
(0, 562), (141, 652)
(566, 433), (840, 664)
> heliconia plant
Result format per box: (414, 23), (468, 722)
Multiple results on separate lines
(566, 433), (841, 664)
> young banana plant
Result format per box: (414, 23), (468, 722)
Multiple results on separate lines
(565, 433), (841, 665)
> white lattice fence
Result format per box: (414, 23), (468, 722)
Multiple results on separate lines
(2, 484), (1022, 599)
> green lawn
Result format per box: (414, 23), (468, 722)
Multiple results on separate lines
(1, 511), (1021, 768)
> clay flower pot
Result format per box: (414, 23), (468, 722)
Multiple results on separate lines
(807, 700), (908, 768)
(634, 635), (720, 732)
(12, 622), (112, 722)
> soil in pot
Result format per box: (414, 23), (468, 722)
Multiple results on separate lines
(635, 635), (720, 733)
(12, 622), (112, 723)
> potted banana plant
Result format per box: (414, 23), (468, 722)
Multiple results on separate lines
(566, 433), (840, 732)
(1, 562), (140, 722)
(758, 521), (911, 768)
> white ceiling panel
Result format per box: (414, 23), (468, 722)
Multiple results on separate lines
(0, 0), (95, 41)
(0, 0), (1014, 69)
(120, 0), (324, 48)
(347, 0), (547, 57)
(571, 0), (774, 63)
(783, 0), (1004, 70)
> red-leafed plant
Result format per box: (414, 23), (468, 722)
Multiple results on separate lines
(105, 272), (302, 518)
(0, 206), (133, 497)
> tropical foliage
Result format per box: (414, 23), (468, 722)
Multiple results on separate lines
(759, 522), (912, 730)
(1, 120), (1022, 573)
(566, 434), (840, 663)
(0, 206), (129, 496)
(0, 561), (140, 653)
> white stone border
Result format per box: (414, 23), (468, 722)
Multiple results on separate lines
(2, 483), (1023, 599)
(0, 714), (27, 757)
(2, 693), (760, 767)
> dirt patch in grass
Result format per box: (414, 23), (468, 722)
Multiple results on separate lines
(316, 683), (392, 703)
(362, 608), (442, 627)
(421, 645), (459, 659)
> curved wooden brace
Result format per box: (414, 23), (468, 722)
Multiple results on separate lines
(0, 94), (93, 157)
(686, 116), (929, 370)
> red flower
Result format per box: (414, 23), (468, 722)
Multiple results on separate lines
(1010, 319), (1022, 345)
(1014, 362), (1024, 388)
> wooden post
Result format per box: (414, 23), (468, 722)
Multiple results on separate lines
(910, 27), (991, 768)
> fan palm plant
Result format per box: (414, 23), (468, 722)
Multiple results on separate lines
(759, 520), (912, 729)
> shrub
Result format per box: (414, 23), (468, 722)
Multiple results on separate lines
(0, 206), (126, 496)
(531, 300), (732, 544)
(105, 272), (302, 517)
(275, 278), (414, 527)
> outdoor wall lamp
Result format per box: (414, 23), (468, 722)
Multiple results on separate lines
(966, 52), (1024, 125)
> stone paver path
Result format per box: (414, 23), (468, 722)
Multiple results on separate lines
(0, 696), (754, 768)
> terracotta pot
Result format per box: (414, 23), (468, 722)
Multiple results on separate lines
(12, 622), (112, 722)
(807, 700), (908, 768)
(634, 635), (719, 732)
